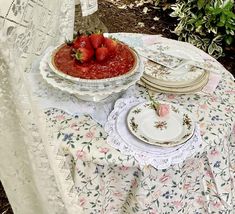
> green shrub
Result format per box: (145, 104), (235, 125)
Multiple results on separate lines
(171, 0), (235, 58)
(153, 0), (175, 10)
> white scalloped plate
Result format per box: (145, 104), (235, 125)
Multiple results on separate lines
(127, 102), (195, 147)
(40, 48), (144, 101)
(49, 43), (139, 84)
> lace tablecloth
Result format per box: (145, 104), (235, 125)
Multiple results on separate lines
(29, 33), (235, 213)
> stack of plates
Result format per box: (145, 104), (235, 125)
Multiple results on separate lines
(139, 60), (209, 94)
(136, 44), (210, 94)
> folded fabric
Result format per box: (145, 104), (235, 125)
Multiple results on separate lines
(141, 35), (162, 46)
(202, 72), (222, 94)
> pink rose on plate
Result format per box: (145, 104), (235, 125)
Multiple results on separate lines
(155, 103), (170, 117)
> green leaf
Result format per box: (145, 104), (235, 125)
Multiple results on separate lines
(197, 0), (205, 10)
(217, 22), (225, 27)
(225, 35), (234, 45)
(214, 0), (222, 9)
(188, 18), (196, 24)
(212, 35), (224, 42)
(223, 0), (234, 10)
(208, 42), (215, 55)
(223, 10), (235, 19)
(210, 26), (218, 34)
(226, 22), (235, 30)
(212, 7), (222, 15)
(220, 14), (226, 25)
(195, 19), (203, 27)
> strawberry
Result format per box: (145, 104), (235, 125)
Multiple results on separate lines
(75, 48), (94, 63)
(89, 33), (104, 49)
(104, 37), (118, 55)
(73, 35), (93, 50)
(95, 47), (109, 62)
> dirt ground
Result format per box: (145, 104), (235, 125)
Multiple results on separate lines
(0, 1), (234, 213)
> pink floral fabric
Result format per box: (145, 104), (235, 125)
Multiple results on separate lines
(43, 34), (235, 213)
(45, 73), (235, 213)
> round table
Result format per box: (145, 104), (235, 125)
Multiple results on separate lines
(34, 33), (235, 213)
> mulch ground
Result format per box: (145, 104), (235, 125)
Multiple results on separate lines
(1, 1), (234, 214)
(0, 181), (12, 214)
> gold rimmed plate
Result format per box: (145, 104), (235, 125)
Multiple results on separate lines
(140, 71), (209, 94)
(127, 102), (195, 147)
(142, 59), (207, 87)
(143, 60), (209, 88)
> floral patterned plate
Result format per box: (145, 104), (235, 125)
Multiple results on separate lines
(136, 42), (206, 84)
(127, 102), (195, 147)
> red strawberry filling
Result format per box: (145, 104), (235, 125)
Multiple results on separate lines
(53, 43), (135, 79)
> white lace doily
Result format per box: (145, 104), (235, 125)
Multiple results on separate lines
(105, 97), (202, 169)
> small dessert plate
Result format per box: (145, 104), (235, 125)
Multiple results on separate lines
(127, 102), (195, 147)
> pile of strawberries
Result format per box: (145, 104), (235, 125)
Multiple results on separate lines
(68, 32), (118, 63)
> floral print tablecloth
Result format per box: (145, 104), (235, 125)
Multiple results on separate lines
(42, 33), (235, 213)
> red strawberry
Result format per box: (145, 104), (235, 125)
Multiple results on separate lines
(75, 48), (94, 63)
(73, 35), (93, 50)
(95, 47), (109, 62)
(104, 37), (118, 55)
(89, 33), (104, 49)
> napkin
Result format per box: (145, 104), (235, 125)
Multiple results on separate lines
(142, 35), (162, 46)
(202, 72), (222, 94)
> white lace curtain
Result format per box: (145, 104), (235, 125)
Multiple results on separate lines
(0, 0), (75, 213)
